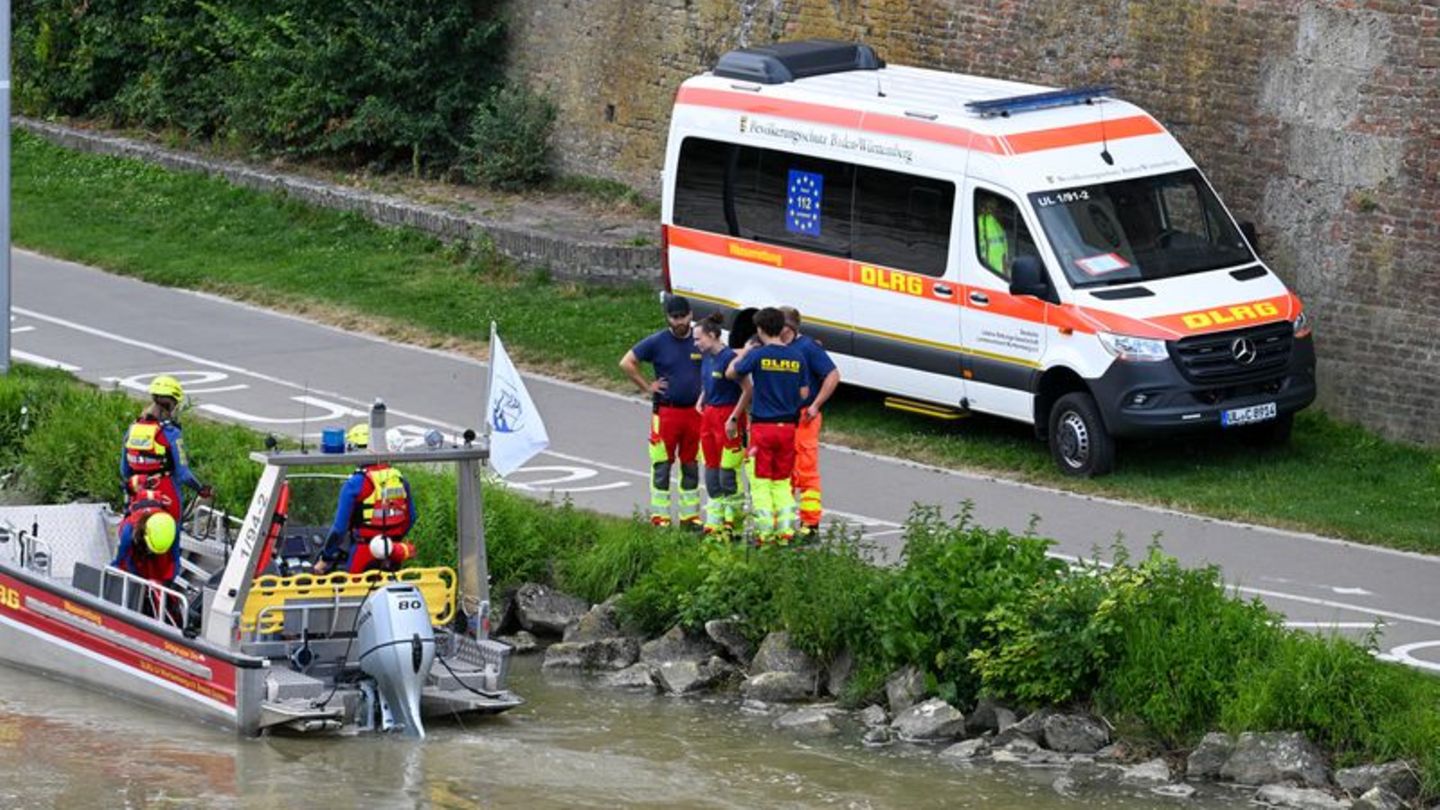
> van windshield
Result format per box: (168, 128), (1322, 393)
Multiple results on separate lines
(1028, 169), (1254, 288)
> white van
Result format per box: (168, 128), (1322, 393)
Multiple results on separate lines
(660, 40), (1316, 476)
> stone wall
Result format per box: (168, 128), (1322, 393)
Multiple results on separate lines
(505, 0), (1440, 446)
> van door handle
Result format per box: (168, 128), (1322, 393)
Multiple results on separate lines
(934, 284), (953, 297)
(969, 292), (990, 306)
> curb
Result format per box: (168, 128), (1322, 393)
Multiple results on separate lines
(17, 117), (661, 286)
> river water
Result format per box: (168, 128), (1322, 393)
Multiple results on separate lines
(0, 656), (1251, 809)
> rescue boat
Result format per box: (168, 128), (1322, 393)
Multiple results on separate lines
(0, 407), (520, 737)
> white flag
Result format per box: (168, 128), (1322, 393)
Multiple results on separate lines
(485, 328), (549, 477)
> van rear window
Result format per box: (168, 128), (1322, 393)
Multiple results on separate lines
(673, 137), (955, 277)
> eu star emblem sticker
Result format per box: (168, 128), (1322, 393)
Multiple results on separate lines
(785, 169), (824, 236)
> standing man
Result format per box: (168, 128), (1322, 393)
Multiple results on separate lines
(727, 308), (808, 545)
(779, 307), (840, 538)
(120, 375), (210, 523)
(620, 295), (704, 529)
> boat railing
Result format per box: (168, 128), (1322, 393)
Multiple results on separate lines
(241, 568), (457, 639)
(0, 518), (54, 577)
(100, 565), (192, 630)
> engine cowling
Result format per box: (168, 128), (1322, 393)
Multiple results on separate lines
(356, 583), (435, 738)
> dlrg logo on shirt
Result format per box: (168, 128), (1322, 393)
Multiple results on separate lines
(760, 358), (802, 373)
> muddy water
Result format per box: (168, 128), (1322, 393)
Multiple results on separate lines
(0, 656), (1250, 809)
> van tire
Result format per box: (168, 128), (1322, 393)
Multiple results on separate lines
(1048, 392), (1115, 477)
(1240, 411), (1294, 447)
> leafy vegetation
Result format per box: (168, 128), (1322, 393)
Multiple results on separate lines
(11, 0), (545, 182)
(2, 364), (1437, 800)
(464, 85), (557, 190)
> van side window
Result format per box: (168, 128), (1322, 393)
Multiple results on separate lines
(733, 148), (854, 257)
(853, 168), (955, 277)
(974, 189), (1038, 281)
(674, 137), (732, 235)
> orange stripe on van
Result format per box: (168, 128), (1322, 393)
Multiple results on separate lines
(677, 87), (864, 130)
(676, 87), (1006, 155)
(1002, 115), (1165, 154)
(675, 87), (1162, 156)
(666, 225), (1296, 343)
(1146, 294), (1296, 336)
(667, 226), (849, 284)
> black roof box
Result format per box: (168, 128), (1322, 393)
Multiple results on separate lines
(712, 39), (884, 85)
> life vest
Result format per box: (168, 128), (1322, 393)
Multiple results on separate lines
(124, 419), (173, 476)
(126, 475), (181, 522)
(120, 504), (177, 583)
(978, 212), (1010, 276)
(356, 465), (410, 539)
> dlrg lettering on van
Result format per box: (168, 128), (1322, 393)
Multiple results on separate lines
(660, 40), (1316, 476)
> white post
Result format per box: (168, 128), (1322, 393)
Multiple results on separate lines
(1, 0), (12, 375)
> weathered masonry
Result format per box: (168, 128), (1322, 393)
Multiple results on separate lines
(505, 1), (1440, 446)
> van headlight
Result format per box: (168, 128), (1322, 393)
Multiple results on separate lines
(1098, 332), (1169, 363)
(1293, 310), (1312, 339)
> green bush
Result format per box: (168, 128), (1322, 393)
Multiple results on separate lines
(969, 554), (1117, 706)
(869, 504), (1063, 705)
(19, 384), (135, 505)
(616, 538), (708, 636)
(1223, 631), (1440, 790)
(1095, 551), (1282, 745)
(674, 544), (780, 641)
(13, 0), (508, 173)
(556, 512), (679, 605)
(463, 85), (557, 191)
(770, 536), (886, 661)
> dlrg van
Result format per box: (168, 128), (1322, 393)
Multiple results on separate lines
(660, 40), (1316, 476)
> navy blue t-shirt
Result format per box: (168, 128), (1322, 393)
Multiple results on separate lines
(733, 343), (808, 421)
(791, 334), (837, 408)
(701, 347), (741, 407)
(632, 328), (702, 407)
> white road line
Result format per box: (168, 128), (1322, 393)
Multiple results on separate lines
(11, 325), (34, 334)
(1235, 585), (1440, 629)
(18, 304), (1440, 638)
(1284, 622), (1381, 629)
(823, 440), (1440, 567)
(11, 349), (80, 372)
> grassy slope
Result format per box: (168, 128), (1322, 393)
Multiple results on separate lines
(12, 131), (1440, 552)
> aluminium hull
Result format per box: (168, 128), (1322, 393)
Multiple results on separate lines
(0, 565), (265, 735)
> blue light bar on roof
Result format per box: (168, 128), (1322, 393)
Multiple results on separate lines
(964, 85), (1113, 118)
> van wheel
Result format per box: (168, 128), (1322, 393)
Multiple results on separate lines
(1240, 412), (1294, 447)
(1048, 392), (1115, 477)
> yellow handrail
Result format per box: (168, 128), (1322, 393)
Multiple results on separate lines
(239, 567), (456, 634)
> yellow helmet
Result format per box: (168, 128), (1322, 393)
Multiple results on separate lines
(144, 512), (177, 555)
(148, 375), (185, 405)
(346, 423), (370, 449)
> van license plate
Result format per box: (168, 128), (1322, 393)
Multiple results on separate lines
(1221, 402), (1277, 427)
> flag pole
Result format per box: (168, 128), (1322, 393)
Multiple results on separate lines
(484, 320), (497, 442)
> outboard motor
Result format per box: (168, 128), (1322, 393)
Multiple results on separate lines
(356, 584), (435, 738)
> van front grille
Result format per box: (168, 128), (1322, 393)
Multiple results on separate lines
(1169, 321), (1293, 385)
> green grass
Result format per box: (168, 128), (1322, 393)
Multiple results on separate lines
(11, 130), (1440, 552)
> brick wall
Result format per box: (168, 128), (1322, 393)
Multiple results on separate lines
(506, 0), (1440, 446)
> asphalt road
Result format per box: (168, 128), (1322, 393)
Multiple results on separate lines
(9, 249), (1440, 672)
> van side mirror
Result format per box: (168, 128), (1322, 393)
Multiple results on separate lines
(1239, 221), (1260, 255)
(1009, 256), (1052, 301)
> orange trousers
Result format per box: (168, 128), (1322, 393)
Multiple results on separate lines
(793, 410), (822, 528)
